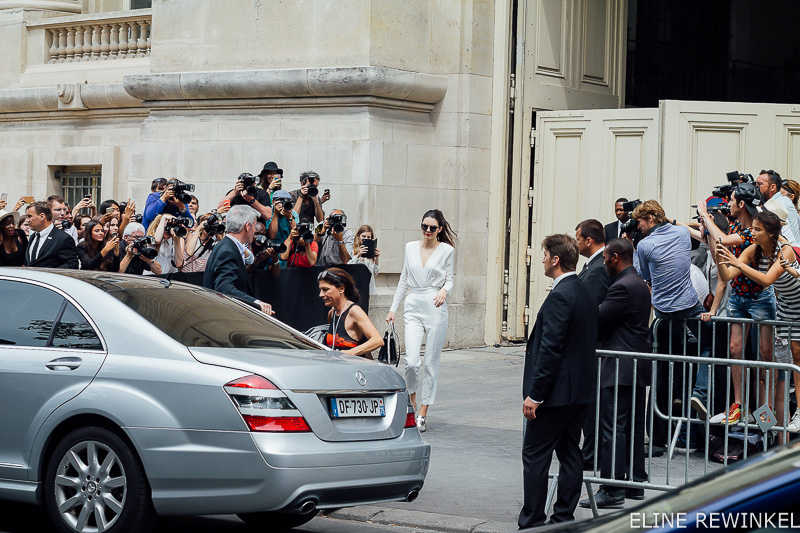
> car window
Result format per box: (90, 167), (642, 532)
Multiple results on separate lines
(107, 286), (322, 350)
(50, 303), (103, 351)
(0, 280), (64, 347)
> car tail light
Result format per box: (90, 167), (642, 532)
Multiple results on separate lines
(404, 413), (417, 428)
(225, 375), (311, 433)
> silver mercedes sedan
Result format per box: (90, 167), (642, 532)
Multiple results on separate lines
(0, 268), (429, 533)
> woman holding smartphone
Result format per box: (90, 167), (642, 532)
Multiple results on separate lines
(349, 224), (380, 295)
(386, 209), (457, 432)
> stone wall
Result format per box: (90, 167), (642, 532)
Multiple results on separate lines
(0, 0), (496, 349)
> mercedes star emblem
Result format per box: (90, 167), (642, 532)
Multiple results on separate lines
(355, 371), (367, 386)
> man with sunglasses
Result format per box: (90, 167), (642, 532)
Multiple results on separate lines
(757, 169), (800, 246)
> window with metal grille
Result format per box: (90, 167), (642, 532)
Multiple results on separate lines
(57, 167), (101, 212)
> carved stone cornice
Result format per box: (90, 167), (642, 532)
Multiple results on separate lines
(123, 66), (448, 113)
(0, 83), (141, 113)
(0, 0), (80, 12)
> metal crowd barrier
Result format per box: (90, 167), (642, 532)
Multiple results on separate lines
(581, 315), (800, 518)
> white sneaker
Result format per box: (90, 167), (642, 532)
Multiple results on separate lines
(788, 409), (800, 433)
(416, 415), (426, 432)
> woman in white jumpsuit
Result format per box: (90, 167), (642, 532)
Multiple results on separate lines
(386, 209), (457, 432)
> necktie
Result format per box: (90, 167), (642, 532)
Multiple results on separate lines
(581, 262), (589, 273)
(29, 232), (40, 262)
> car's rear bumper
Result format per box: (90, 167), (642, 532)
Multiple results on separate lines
(126, 427), (430, 515)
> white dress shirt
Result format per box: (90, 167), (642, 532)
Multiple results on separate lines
(29, 223), (54, 261)
(551, 271), (577, 291)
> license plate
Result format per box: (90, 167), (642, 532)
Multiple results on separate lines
(330, 397), (385, 418)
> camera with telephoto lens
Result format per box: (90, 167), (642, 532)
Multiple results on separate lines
(295, 222), (314, 242)
(131, 236), (158, 259)
(618, 199), (644, 246)
(167, 178), (195, 204)
(204, 211), (226, 235)
(692, 203), (730, 222)
(60, 219), (73, 230)
(131, 213), (143, 224)
(238, 173), (258, 197)
(165, 216), (194, 238)
(327, 212), (347, 234)
(302, 172), (320, 197)
(713, 170), (755, 199)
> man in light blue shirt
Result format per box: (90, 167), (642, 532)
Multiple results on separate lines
(633, 199), (711, 450)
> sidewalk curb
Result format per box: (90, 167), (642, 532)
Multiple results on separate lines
(324, 505), (518, 533)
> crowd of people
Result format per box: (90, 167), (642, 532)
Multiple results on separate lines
(519, 169), (800, 528)
(0, 163), (461, 437)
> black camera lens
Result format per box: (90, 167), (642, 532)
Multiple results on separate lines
(307, 186), (318, 197)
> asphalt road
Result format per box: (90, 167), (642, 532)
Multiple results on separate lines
(0, 501), (439, 533)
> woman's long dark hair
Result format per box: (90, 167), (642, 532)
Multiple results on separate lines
(422, 209), (458, 247)
(753, 210), (782, 267)
(319, 267), (361, 305)
(81, 220), (115, 271)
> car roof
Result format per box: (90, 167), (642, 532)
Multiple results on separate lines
(0, 267), (197, 293)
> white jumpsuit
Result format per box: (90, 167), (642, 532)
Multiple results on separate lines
(390, 241), (455, 405)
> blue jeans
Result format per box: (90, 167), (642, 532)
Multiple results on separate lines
(654, 301), (712, 401)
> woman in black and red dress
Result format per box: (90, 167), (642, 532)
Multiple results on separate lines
(318, 267), (383, 359)
(0, 210), (28, 266)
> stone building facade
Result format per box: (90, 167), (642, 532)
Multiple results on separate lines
(0, 0), (630, 348)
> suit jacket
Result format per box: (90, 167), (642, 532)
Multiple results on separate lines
(203, 237), (258, 307)
(604, 221), (619, 243)
(578, 252), (611, 307)
(597, 266), (652, 389)
(523, 275), (598, 407)
(25, 226), (78, 269)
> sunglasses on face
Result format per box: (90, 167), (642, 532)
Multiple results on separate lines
(421, 223), (439, 232)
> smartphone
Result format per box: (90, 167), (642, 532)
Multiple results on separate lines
(22, 196), (34, 204)
(1, 193), (7, 203)
(83, 194), (91, 200)
(273, 177), (282, 190)
(324, 188), (330, 196)
(362, 238), (377, 259)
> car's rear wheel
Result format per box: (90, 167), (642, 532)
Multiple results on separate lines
(44, 427), (156, 533)
(237, 510), (318, 531)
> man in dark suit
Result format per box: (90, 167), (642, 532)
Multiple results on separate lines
(519, 234), (598, 528)
(25, 201), (78, 269)
(203, 205), (273, 315)
(580, 238), (651, 509)
(575, 219), (611, 470)
(604, 197), (629, 243)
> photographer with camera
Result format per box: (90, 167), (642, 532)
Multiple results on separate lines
(248, 221), (282, 277)
(143, 213), (186, 276)
(203, 205), (273, 315)
(180, 213), (221, 273)
(47, 195), (79, 244)
(633, 200), (711, 451)
(289, 171), (328, 224)
(757, 169), (800, 246)
(314, 209), (355, 267)
(219, 173), (272, 222)
(143, 178), (195, 230)
(119, 222), (162, 275)
(281, 219), (318, 268)
(266, 190), (300, 244)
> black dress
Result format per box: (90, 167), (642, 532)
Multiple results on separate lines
(0, 230), (28, 266)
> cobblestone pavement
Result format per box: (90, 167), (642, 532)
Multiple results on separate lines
(330, 345), (727, 532)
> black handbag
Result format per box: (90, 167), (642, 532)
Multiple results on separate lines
(378, 322), (399, 366)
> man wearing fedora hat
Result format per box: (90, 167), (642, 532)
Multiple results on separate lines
(24, 201), (78, 269)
